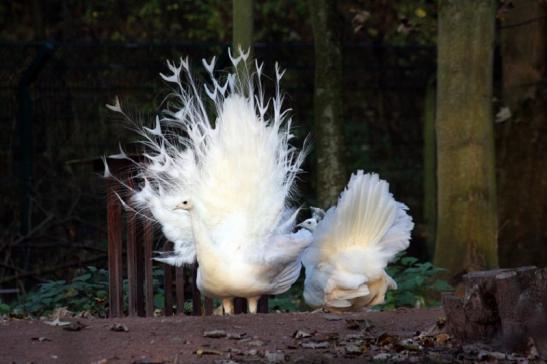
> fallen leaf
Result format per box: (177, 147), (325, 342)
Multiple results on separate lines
(373, 353), (391, 361)
(90, 359), (109, 364)
(376, 333), (397, 346)
(203, 330), (227, 338)
(132, 358), (166, 364)
(246, 340), (265, 347)
(436, 316), (447, 328)
(227, 332), (245, 340)
(31, 336), (51, 342)
(194, 347), (223, 357)
(345, 333), (364, 342)
(315, 332), (339, 342)
(286, 342), (299, 349)
(301, 341), (329, 349)
(43, 318), (71, 327)
(345, 319), (361, 330)
(345, 344), (363, 356)
(50, 307), (73, 320)
(322, 314), (342, 321)
(396, 338), (422, 352)
(265, 350), (286, 363)
(228, 348), (242, 355)
(62, 321), (86, 331)
(110, 323), (129, 332)
(293, 330), (312, 339)
(477, 350), (506, 360)
(435, 333), (450, 344)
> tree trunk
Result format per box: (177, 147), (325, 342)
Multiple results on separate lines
(434, 0), (498, 279)
(423, 79), (437, 259)
(232, 0), (253, 52)
(308, 0), (346, 207)
(497, 0), (547, 267)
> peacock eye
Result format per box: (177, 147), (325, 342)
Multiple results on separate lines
(183, 201), (188, 205)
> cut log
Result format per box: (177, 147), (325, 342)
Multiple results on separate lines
(443, 267), (547, 358)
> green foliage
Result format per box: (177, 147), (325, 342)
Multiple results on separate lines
(6, 266), (171, 318)
(3, 255), (450, 317)
(0, 299), (10, 315)
(268, 277), (305, 312)
(379, 254), (453, 309)
(10, 266), (109, 317)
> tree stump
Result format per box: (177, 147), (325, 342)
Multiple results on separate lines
(442, 267), (546, 357)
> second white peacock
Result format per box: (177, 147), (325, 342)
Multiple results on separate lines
(299, 171), (414, 310)
(105, 49), (311, 314)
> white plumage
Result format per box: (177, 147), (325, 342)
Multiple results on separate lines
(105, 49), (311, 314)
(301, 171), (414, 310)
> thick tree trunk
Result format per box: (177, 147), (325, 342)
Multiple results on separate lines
(232, 0), (253, 52)
(434, 0), (498, 279)
(308, 0), (346, 207)
(497, 0), (547, 267)
(423, 79), (436, 259)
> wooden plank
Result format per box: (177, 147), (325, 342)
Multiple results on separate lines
(143, 219), (154, 317)
(204, 297), (214, 316)
(175, 266), (185, 315)
(126, 175), (138, 317)
(163, 241), (174, 316)
(163, 264), (174, 316)
(258, 295), (269, 313)
(191, 266), (202, 316)
(107, 178), (123, 318)
(136, 222), (145, 317)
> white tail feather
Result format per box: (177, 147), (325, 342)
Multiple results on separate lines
(303, 171), (413, 309)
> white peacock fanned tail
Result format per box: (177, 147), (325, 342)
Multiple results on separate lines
(104, 48), (308, 267)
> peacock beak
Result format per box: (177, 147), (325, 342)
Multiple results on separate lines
(173, 203), (185, 211)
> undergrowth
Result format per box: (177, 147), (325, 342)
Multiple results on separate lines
(1, 254), (451, 317)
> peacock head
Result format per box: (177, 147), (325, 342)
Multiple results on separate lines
(297, 218), (319, 232)
(174, 200), (193, 211)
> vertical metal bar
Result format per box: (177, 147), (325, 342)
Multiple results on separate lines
(126, 175), (138, 317)
(204, 297), (214, 316)
(107, 177), (123, 317)
(143, 219), (154, 317)
(175, 266), (185, 315)
(191, 266), (202, 316)
(258, 295), (269, 313)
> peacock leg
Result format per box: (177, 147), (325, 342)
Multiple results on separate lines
(222, 298), (234, 315)
(247, 296), (260, 314)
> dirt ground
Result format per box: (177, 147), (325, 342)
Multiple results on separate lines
(0, 308), (541, 364)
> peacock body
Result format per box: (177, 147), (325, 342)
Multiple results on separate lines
(301, 171), (414, 310)
(105, 49), (311, 313)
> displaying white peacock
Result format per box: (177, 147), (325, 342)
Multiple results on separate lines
(299, 171), (414, 310)
(104, 48), (312, 314)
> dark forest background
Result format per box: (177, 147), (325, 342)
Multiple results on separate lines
(0, 0), (545, 311)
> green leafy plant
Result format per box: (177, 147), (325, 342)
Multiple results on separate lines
(379, 254), (453, 309)
(9, 266), (109, 317)
(0, 299), (10, 315)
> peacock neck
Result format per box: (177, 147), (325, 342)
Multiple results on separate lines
(187, 207), (216, 261)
